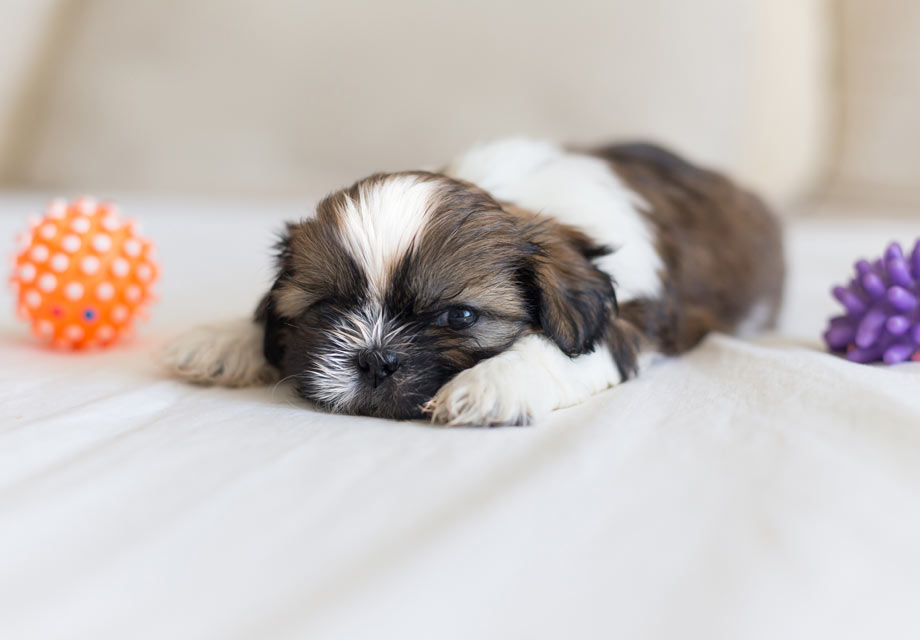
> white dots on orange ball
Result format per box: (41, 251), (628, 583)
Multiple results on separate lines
(64, 324), (85, 342)
(124, 238), (142, 257)
(95, 281), (115, 301)
(64, 281), (84, 301)
(47, 199), (67, 219)
(37, 319), (54, 338)
(19, 262), (36, 283)
(137, 263), (153, 282)
(30, 244), (49, 263)
(111, 257), (129, 277)
(38, 273), (57, 293)
(24, 289), (41, 308)
(92, 234), (112, 253)
(9, 196), (159, 349)
(61, 234), (81, 253)
(112, 305), (129, 324)
(96, 324), (115, 342)
(50, 253), (69, 272)
(70, 217), (91, 233)
(81, 255), (100, 275)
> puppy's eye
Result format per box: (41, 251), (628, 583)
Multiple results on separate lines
(433, 307), (479, 330)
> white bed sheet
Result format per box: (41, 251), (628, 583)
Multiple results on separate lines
(2, 195), (920, 640)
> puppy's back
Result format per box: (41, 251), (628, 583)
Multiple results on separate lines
(594, 142), (785, 352)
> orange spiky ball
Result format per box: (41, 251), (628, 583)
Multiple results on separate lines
(9, 197), (159, 349)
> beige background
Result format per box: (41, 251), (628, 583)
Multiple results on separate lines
(0, 0), (835, 207)
(827, 0), (920, 208)
(3, 7), (920, 636)
(4, 0), (917, 212)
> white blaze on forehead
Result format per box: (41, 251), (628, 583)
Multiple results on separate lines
(335, 174), (438, 297)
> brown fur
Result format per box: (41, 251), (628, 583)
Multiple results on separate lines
(255, 145), (784, 419)
(591, 143), (785, 360)
(502, 203), (617, 356)
(255, 171), (614, 418)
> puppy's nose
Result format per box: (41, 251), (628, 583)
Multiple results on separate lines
(356, 349), (400, 387)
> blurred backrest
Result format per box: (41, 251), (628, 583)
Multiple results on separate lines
(0, 0), (829, 206)
(0, 0), (62, 176)
(829, 0), (920, 208)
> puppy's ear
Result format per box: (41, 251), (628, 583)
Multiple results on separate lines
(524, 219), (615, 356)
(254, 226), (296, 368)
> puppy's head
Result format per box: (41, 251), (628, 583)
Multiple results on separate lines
(258, 172), (614, 419)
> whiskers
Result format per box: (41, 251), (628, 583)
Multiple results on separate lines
(271, 372), (303, 407)
(303, 305), (417, 414)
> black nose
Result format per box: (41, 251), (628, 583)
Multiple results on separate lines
(356, 349), (400, 388)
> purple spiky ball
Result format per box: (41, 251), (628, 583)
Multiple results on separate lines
(824, 239), (920, 364)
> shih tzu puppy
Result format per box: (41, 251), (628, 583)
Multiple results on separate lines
(161, 139), (784, 425)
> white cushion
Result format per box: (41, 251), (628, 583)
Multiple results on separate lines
(831, 0), (920, 205)
(5, 0), (828, 206)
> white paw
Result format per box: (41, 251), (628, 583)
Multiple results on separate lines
(423, 333), (623, 426)
(158, 318), (278, 387)
(423, 353), (555, 426)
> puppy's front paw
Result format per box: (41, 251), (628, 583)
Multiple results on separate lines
(423, 357), (554, 427)
(159, 318), (278, 387)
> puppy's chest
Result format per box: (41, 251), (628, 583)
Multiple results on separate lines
(447, 140), (663, 303)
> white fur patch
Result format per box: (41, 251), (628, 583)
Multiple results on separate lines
(159, 318), (277, 387)
(735, 300), (774, 338)
(335, 174), (437, 298)
(424, 333), (621, 426)
(448, 139), (663, 303)
(306, 305), (405, 412)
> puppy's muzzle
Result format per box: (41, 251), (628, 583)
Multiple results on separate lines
(355, 349), (400, 388)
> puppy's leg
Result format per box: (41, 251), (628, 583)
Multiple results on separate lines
(159, 318), (278, 387)
(424, 333), (622, 426)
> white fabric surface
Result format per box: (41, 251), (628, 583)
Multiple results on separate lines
(2, 195), (920, 640)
